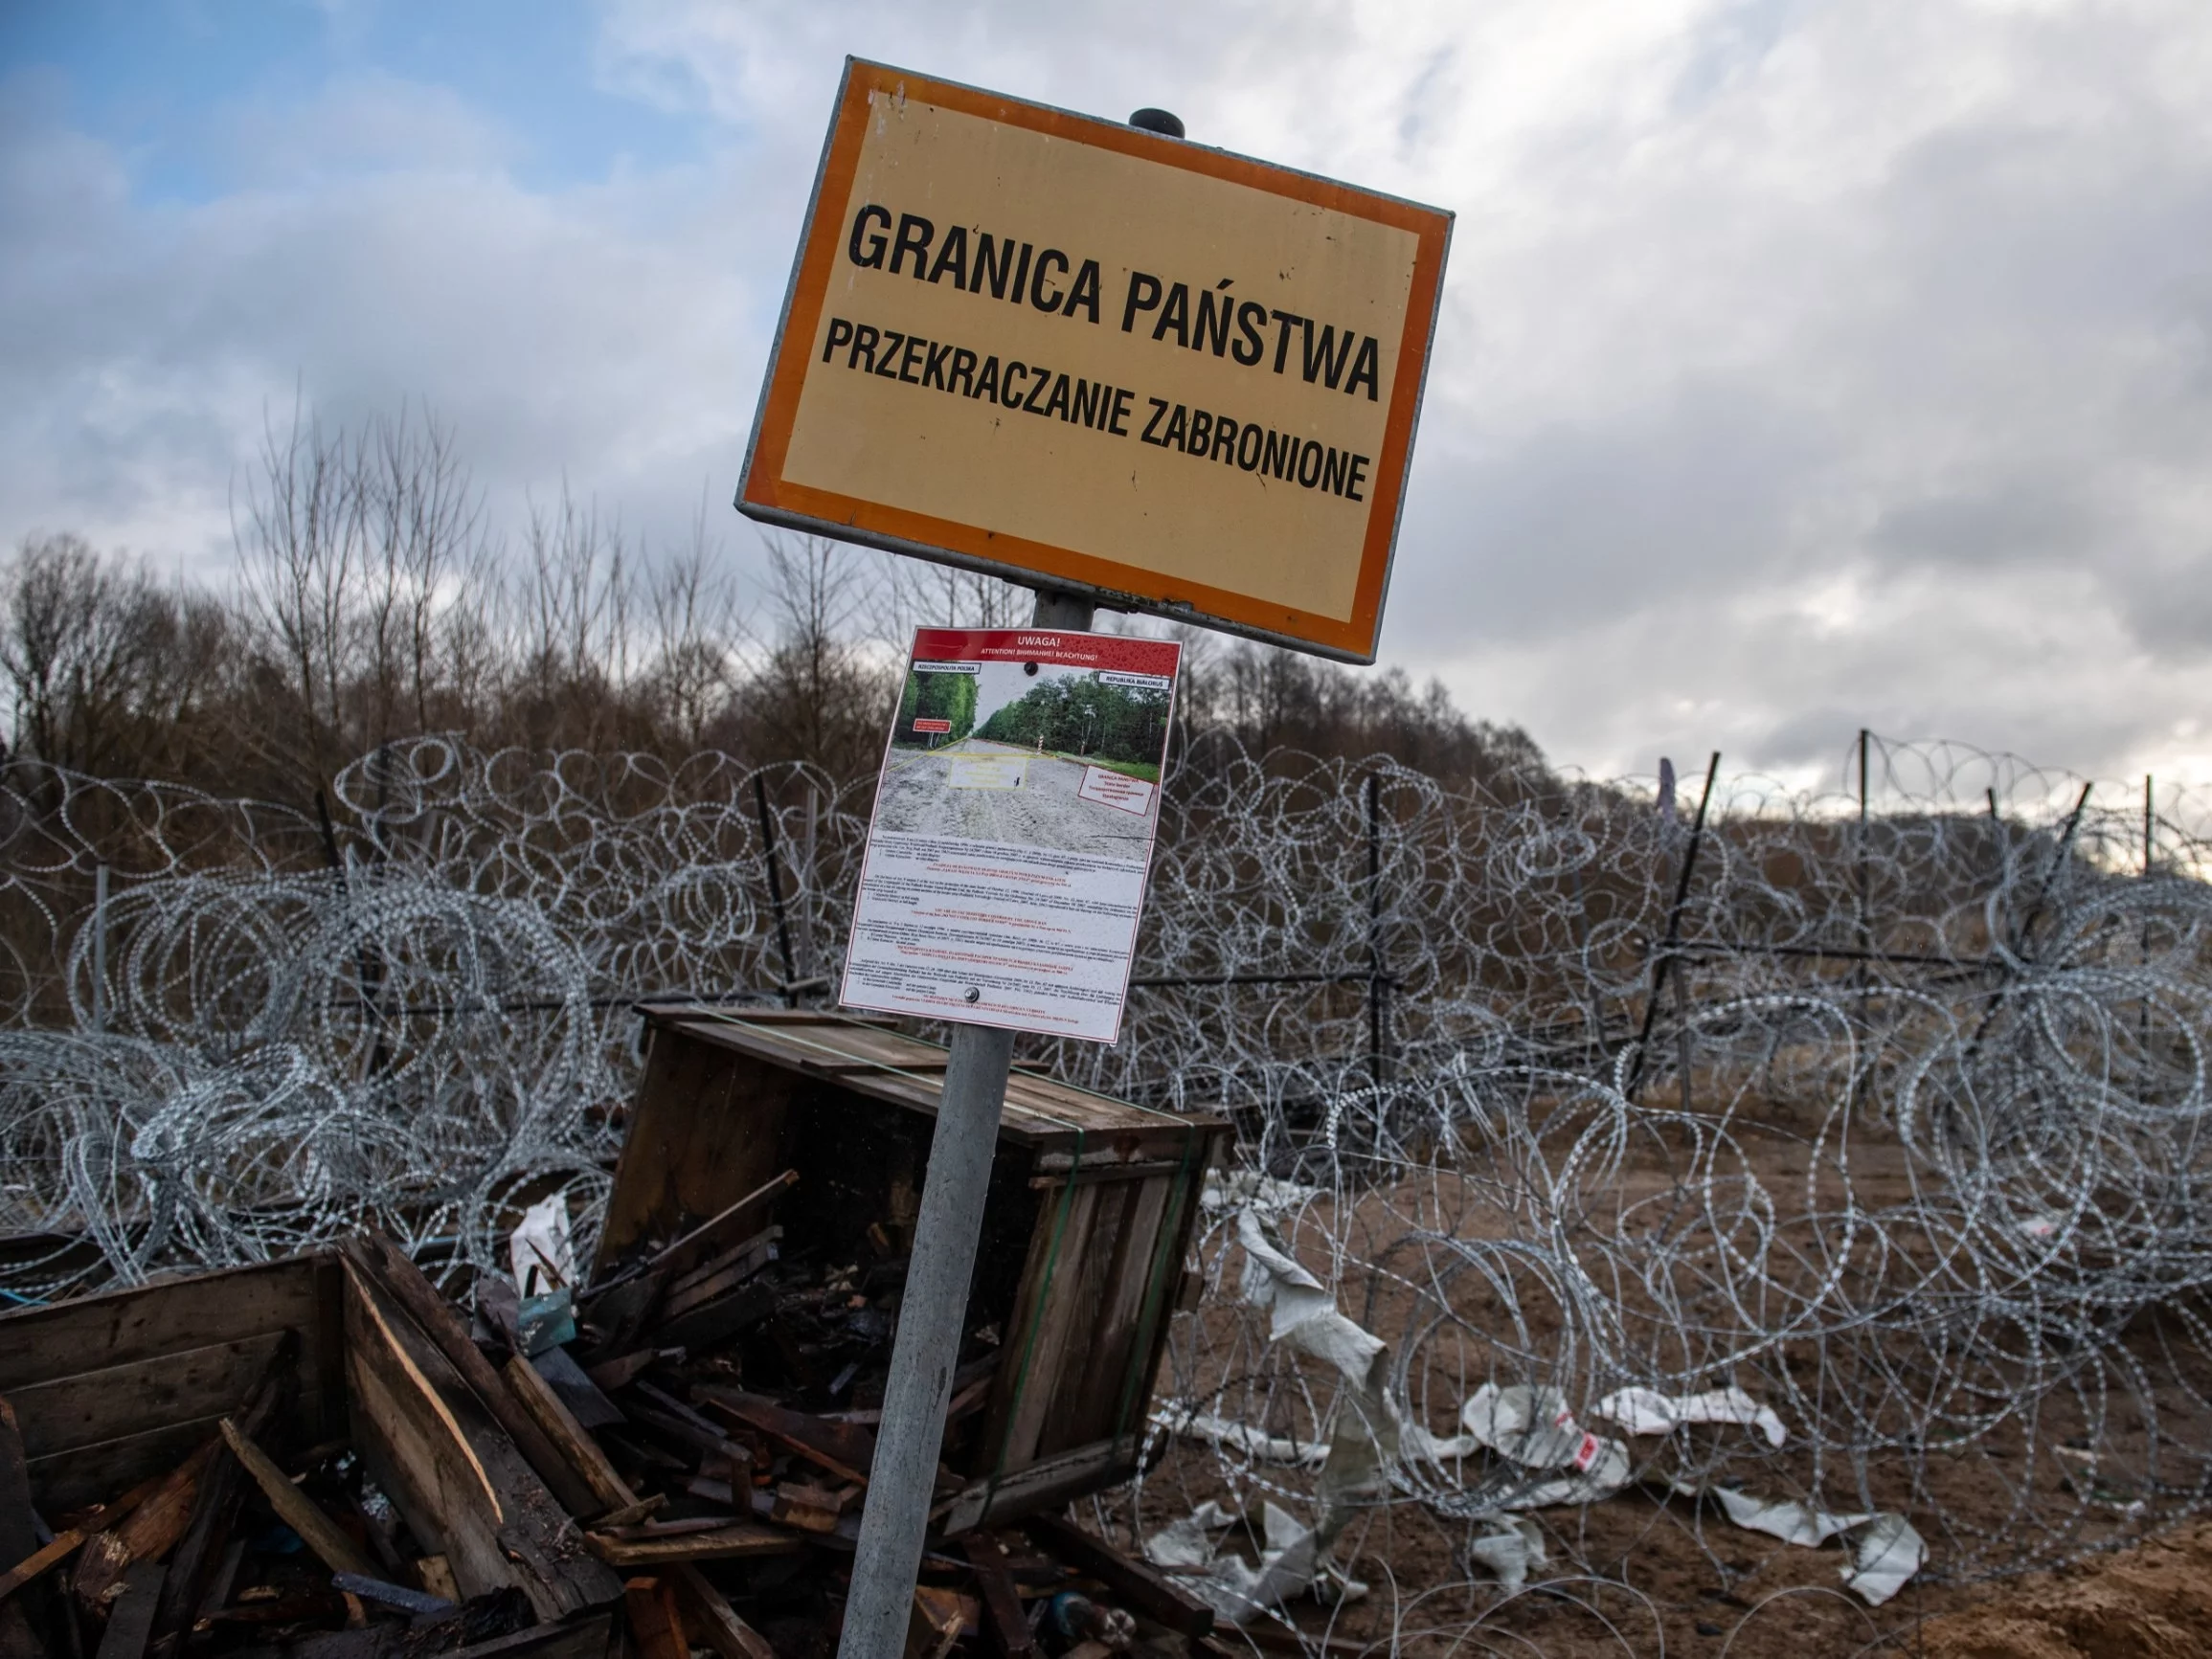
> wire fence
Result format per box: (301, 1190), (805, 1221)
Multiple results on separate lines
(3, 731), (2210, 1648)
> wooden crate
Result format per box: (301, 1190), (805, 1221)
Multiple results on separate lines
(596, 1006), (1225, 1531)
(0, 1251), (617, 1644)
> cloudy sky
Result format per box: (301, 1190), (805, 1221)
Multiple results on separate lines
(4, 0), (2210, 788)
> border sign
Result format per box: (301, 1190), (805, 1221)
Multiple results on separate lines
(841, 627), (1181, 1042)
(737, 59), (1453, 662)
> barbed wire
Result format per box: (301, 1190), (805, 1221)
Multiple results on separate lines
(2, 732), (2210, 1647)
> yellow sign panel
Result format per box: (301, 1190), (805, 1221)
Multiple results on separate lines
(737, 60), (1453, 661)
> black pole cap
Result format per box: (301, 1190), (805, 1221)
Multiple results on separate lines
(1128, 108), (1185, 139)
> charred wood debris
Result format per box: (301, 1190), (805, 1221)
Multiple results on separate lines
(0, 1173), (1232, 1659)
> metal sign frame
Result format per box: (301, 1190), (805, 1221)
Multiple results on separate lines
(735, 56), (1454, 663)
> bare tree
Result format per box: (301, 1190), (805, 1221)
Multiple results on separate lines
(891, 560), (1031, 633)
(0, 534), (229, 789)
(236, 405), (369, 797)
(645, 496), (746, 753)
(359, 405), (485, 745)
(736, 536), (896, 774)
(517, 489), (637, 683)
(3, 400), (1524, 793)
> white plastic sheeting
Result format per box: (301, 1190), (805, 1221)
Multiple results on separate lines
(1155, 1205), (1928, 1616)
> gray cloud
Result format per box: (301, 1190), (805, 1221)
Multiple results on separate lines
(4, 1), (2212, 787)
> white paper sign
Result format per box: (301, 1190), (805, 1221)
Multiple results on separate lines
(1078, 766), (1156, 816)
(839, 628), (1183, 1042)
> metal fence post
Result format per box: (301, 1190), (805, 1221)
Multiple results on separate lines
(753, 773), (801, 1004)
(1366, 772), (1387, 1087)
(1625, 751), (1720, 1099)
(92, 863), (109, 1034)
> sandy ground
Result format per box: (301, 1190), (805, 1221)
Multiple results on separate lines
(1915, 1519), (2212, 1658)
(1125, 1095), (2212, 1658)
(874, 737), (1160, 859)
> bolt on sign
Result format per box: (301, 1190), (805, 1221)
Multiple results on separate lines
(737, 58), (1454, 662)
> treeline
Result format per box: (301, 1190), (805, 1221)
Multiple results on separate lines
(0, 406), (1549, 816)
(977, 677), (1171, 767)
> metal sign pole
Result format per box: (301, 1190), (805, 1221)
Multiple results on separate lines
(837, 586), (1095, 1659)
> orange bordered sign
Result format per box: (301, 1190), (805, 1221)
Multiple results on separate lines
(737, 58), (1453, 663)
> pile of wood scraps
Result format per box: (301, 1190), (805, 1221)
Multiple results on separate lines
(0, 1247), (614, 1659)
(0, 1010), (1230, 1659)
(482, 1168), (1222, 1659)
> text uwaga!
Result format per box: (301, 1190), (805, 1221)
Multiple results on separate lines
(832, 204), (1382, 503)
(846, 205), (1384, 402)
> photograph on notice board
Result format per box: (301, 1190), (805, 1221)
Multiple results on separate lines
(872, 651), (1172, 856)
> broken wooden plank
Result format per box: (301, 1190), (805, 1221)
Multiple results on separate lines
(662, 1228), (780, 1320)
(90, 1560), (165, 1659)
(936, 1440), (1139, 1536)
(905, 1586), (967, 1659)
(52, 1469), (165, 1539)
(415, 1558), (461, 1604)
(75, 1444), (214, 1610)
(668, 1565), (772, 1659)
(149, 1335), (297, 1648)
(585, 1528), (803, 1568)
(342, 1261), (621, 1620)
(622, 1405), (745, 1477)
(27, 1424), (214, 1524)
(444, 1613), (611, 1659)
(1022, 1514), (1214, 1639)
(622, 1577), (687, 1659)
(344, 1265), (522, 1607)
(501, 1357), (632, 1517)
(0, 1530), (82, 1603)
(606, 1519), (732, 1541)
(194, 1537), (247, 1630)
(341, 1237), (604, 1522)
(648, 1283), (776, 1354)
(525, 1350), (621, 1431)
(945, 1370), (997, 1424)
(658, 1259), (771, 1329)
(766, 1484), (846, 1535)
(590, 1496), (663, 1532)
(216, 1418), (372, 1577)
(692, 1387), (874, 1486)
(962, 1535), (1035, 1659)
(598, 1170), (800, 1293)
(581, 1351), (661, 1395)
(573, 1275), (667, 1365)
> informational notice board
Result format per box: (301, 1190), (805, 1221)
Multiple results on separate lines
(839, 628), (1182, 1041)
(737, 58), (1453, 663)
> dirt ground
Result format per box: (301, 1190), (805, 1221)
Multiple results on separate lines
(1140, 1094), (2212, 1657)
(874, 738), (1159, 857)
(1192, 1520), (2212, 1659)
(1914, 1520), (2212, 1658)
